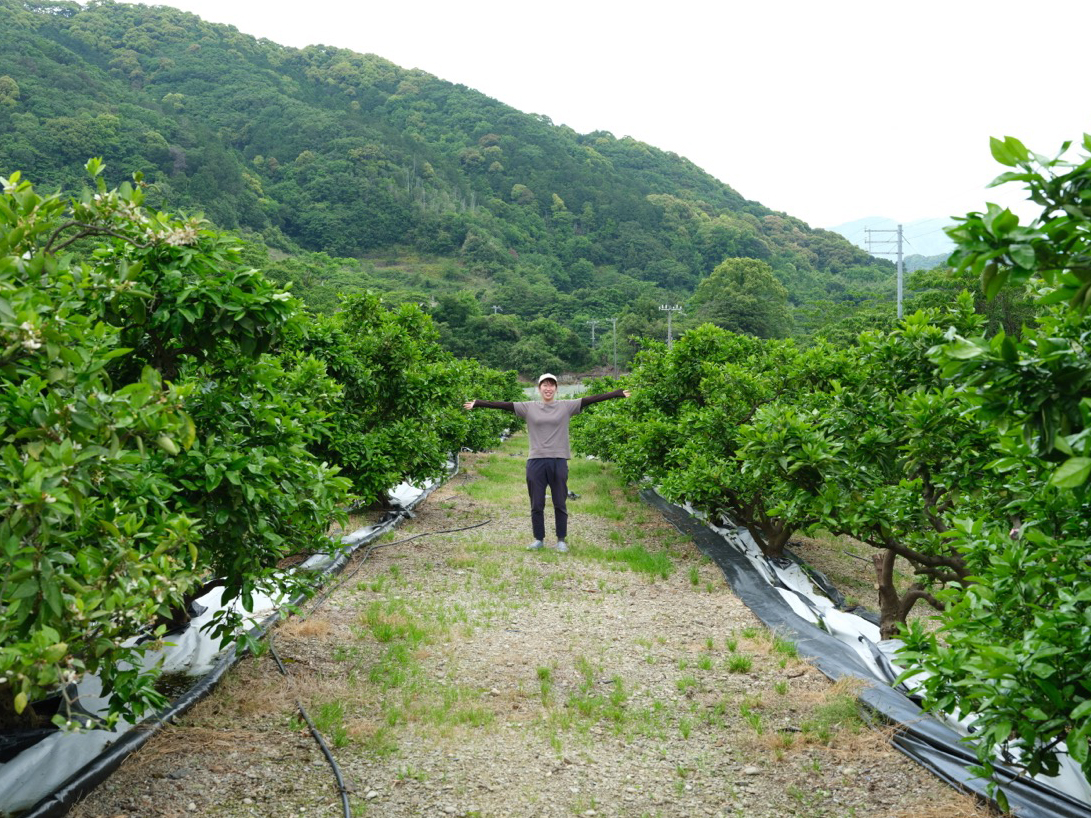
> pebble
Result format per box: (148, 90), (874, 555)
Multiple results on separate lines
(243, 798), (254, 805)
(366, 790), (379, 800)
(743, 766), (762, 775)
(186, 803), (197, 812)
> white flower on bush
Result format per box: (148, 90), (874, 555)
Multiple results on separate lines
(18, 320), (42, 350)
(163, 226), (198, 246)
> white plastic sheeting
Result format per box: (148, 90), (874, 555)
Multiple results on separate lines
(0, 583), (285, 814)
(685, 500), (1091, 808)
(0, 469), (447, 817)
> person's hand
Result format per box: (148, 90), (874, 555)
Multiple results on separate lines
(463, 401), (475, 410)
(622, 389), (631, 398)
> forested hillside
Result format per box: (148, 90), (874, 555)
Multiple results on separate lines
(0, 0), (898, 370)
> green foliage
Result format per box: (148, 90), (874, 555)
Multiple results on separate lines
(287, 292), (521, 502)
(900, 134), (1091, 791)
(739, 297), (998, 636)
(690, 257), (793, 338)
(0, 166), (201, 727)
(573, 326), (850, 556)
(905, 263), (1038, 338)
(0, 160), (519, 731)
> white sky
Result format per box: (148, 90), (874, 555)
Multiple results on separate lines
(135, 0), (1090, 229)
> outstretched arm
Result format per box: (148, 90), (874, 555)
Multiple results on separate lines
(579, 388), (630, 409)
(463, 399), (516, 412)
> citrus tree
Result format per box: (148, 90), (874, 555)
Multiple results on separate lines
(1, 165), (202, 728)
(900, 134), (1091, 794)
(2, 160), (520, 730)
(738, 297), (999, 637)
(572, 324), (851, 557)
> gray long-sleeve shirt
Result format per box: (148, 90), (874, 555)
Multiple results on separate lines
(471, 389), (626, 459)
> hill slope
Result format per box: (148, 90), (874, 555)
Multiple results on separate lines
(0, 0), (896, 358)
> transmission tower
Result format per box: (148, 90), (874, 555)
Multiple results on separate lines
(609, 316), (619, 376)
(865, 225), (904, 318)
(586, 319), (600, 348)
(659, 304), (683, 349)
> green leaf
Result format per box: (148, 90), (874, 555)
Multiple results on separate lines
(1009, 243), (1036, 270)
(983, 264), (1011, 300)
(944, 338), (985, 360)
(990, 137), (1018, 167)
(156, 435), (180, 456)
(1050, 457), (1091, 489)
(990, 136), (1030, 167)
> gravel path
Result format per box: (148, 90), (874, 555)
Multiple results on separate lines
(69, 440), (994, 818)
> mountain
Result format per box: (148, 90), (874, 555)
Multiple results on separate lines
(0, 0), (897, 361)
(904, 253), (951, 273)
(827, 217), (956, 259)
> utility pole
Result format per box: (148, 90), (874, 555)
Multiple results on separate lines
(659, 304), (683, 349)
(585, 319), (600, 348)
(609, 317), (619, 376)
(491, 305), (503, 314)
(865, 225), (904, 319)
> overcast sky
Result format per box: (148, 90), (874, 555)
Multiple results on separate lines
(133, 0), (1089, 231)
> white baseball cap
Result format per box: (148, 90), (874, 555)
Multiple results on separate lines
(537, 373), (558, 386)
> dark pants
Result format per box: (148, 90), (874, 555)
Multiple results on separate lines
(526, 458), (569, 541)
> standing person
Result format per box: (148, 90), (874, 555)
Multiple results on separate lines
(463, 374), (630, 552)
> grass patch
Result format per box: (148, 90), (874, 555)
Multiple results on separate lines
(726, 654), (753, 673)
(301, 699), (350, 748)
(361, 599), (431, 646)
(579, 542), (673, 579)
(537, 666), (553, 703)
(772, 635), (799, 659)
(801, 693), (864, 744)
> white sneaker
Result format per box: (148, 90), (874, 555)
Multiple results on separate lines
(527, 539), (544, 550)
(554, 540), (568, 553)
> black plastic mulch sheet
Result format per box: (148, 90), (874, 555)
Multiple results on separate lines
(641, 489), (1091, 818)
(14, 468), (452, 818)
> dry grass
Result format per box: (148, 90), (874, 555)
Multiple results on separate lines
(892, 793), (998, 818)
(277, 618), (332, 639)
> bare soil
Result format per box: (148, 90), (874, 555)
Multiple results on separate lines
(69, 439), (995, 818)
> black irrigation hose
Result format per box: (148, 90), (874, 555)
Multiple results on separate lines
(267, 639), (352, 818)
(263, 516), (493, 818)
(18, 471), (481, 818)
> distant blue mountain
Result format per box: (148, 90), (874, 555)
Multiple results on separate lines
(826, 217), (956, 259)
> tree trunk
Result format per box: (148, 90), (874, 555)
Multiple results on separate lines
(873, 549), (903, 640)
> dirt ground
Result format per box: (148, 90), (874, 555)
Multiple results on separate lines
(68, 441), (995, 818)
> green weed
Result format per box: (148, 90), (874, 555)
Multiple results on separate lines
(578, 542), (674, 579)
(726, 654), (752, 673)
(801, 694), (863, 743)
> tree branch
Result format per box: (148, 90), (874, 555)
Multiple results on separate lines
(44, 222), (154, 254)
